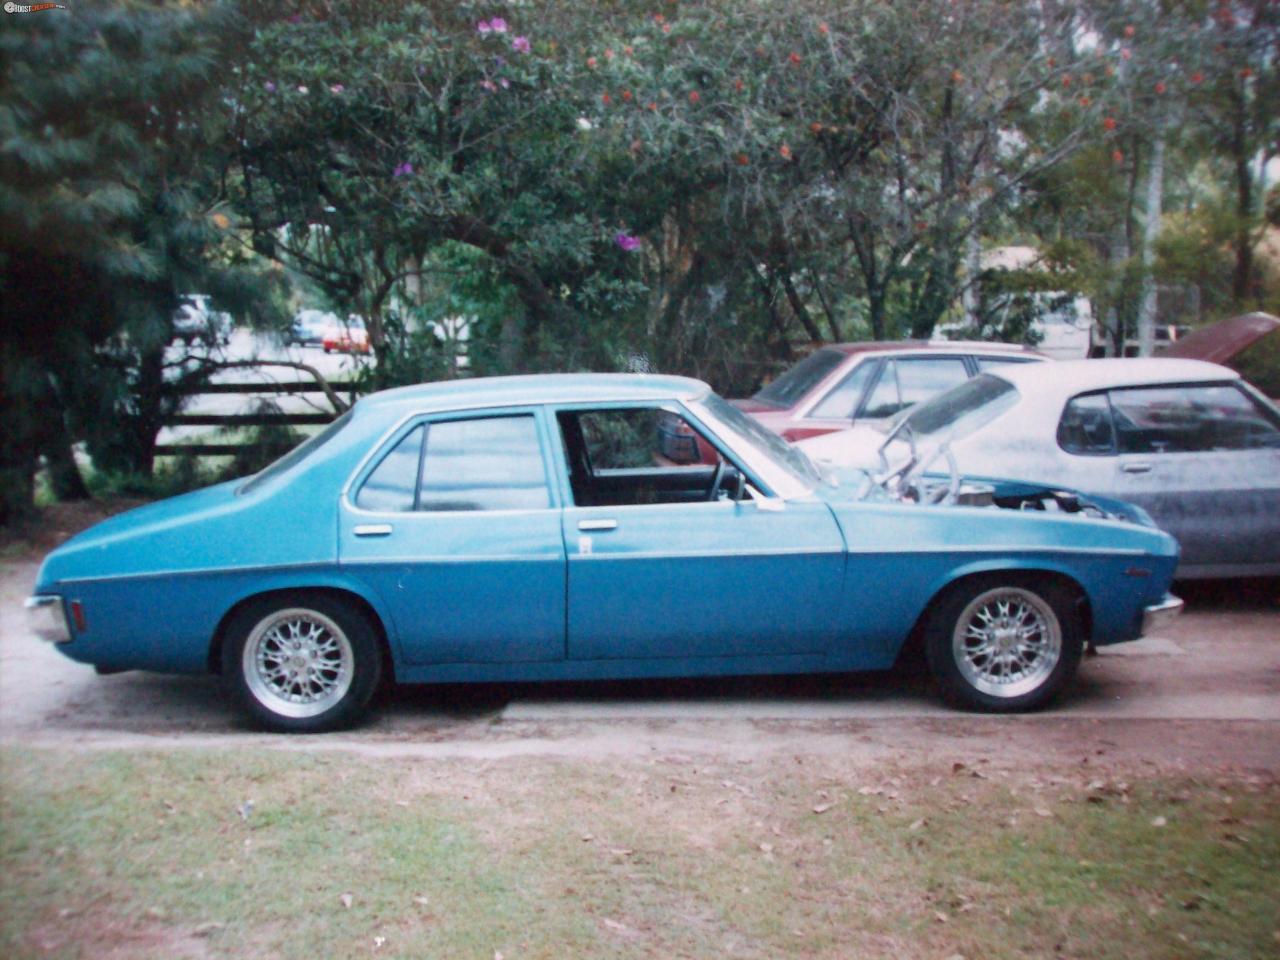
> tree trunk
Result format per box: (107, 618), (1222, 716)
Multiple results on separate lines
(1137, 133), (1165, 357)
(43, 430), (89, 501)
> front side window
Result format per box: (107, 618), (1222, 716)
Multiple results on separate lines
(1108, 383), (1280, 453)
(558, 406), (742, 507)
(356, 414), (550, 512)
(809, 361), (876, 420)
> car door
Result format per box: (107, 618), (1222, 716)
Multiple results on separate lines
(339, 408), (566, 665)
(551, 403), (846, 662)
(1104, 382), (1280, 572)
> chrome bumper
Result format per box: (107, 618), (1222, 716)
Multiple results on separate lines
(25, 595), (71, 644)
(1141, 595), (1184, 636)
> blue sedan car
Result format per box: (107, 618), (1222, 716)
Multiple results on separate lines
(27, 374), (1183, 732)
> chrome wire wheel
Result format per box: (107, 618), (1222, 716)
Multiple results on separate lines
(241, 607), (355, 719)
(951, 586), (1063, 700)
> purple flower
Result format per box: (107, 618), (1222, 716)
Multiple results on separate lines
(393, 162), (414, 178)
(477, 19), (492, 34)
(499, 77), (510, 89)
(329, 83), (345, 94)
(264, 80), (277, 92)
(615, 233), (641, 252)
(489, 17), (508, 33)
(512, 36), (531, 54)
(480, 79), (498, 92)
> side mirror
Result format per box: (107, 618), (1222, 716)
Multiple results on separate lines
(745, 484), (786, 512)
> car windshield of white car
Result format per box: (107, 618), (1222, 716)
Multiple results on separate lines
(237, 410), (354, 495)
(752, 348), (845, 408)
(899, 373), (1019, 445)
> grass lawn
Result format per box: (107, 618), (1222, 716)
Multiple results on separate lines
(1, 747), (1276, 959)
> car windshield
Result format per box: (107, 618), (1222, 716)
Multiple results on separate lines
(887, 373), (1019, 449)
(752, 348), (846, 408)
(237, 410), (353, 494)
(695, 392), (825, 487)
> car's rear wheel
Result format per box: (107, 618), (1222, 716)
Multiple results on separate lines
(223, 594), (381, 732)
(925, 576), (1083, 713)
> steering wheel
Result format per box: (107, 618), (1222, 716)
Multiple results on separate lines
(705, 459), (725, 501)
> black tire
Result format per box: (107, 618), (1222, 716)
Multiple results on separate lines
(924, 575), (1083, 713)
(222, 593), (382, 733)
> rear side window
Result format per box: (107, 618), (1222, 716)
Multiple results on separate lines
(356, 415), (551, 512)
(1108, 383), (1280, 453)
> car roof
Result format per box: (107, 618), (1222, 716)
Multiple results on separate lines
(824, 340), (1044, 357)
(990, 357), (1238, 397)
(357, 373), (710, 416)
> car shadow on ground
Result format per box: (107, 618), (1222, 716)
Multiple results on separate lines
(1174, 576), (1279, 611)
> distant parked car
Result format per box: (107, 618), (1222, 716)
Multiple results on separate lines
(289, 309), (336, 347)
(322, 317), (370, 355)
(798, 358), (1280, 579)
(172, 294), (232, 347)
(733, 341), (1047, 442)
(27, 373), (1181, 732)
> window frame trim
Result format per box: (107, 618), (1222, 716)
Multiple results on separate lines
(345, 406), (562, 517)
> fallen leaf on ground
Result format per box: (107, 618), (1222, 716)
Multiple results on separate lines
(1152, 816), (1168, 827)
(812, 803), (832, 814)
(340, 893), (353, 909)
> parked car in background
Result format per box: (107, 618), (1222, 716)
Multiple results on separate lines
(799, 359), (1280, 579)
(733, 341), (1047, 442)
(322, 316), (370, 354)
(27, 373), (1181, 732)
(171, 294), (232, 347)
(288, 309), (337, 347)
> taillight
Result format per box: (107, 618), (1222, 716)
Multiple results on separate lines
(69, 600), (87, 632)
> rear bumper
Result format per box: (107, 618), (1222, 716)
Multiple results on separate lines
(25, 595), (71, 644)
(1141, 594), (1184, 636)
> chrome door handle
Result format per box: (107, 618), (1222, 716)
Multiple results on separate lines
(1121, 462), (1153, 474)
(577, 519), (618, 531)
(353, 524), (394, 537)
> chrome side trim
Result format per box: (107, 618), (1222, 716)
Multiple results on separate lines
(1141, 594), (1184, 635)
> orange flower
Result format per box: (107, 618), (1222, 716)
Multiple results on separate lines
(587, 56), (597, 68)
(1241, 67), (1254, 78)
(621, 89), (633, 102)
(602, 92), (612, 105)
(789, 52), (802, 65)
(819, 22), (829, 35)
(1112, 149), (1124, 165)
(734, 78), (745, 92)
(809, 122), (823, 134)
(1121, 48), (1132, 60)
(951, 70), (963, 84)
(1061, 74), (1072, 87)
(605, 48), (614, 60)
(624, 45), (633, 56)
(688, 90), (700, 103)
(779, 143), (792, 159)
(647, 101), (657, 111)
(735, 153), (750, 166)
(1154, 81), (1166, 94)
(1124, 25), (1135, 38)
(1190, 71), (1204, 84)
(1103, 116), (1117, 130)
(211, 213), (231, 229)
(1079, 96), (1092, 107)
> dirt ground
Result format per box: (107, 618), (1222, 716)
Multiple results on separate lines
(2, 501), (1278, 776)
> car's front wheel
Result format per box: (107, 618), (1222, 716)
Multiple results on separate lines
(925, 576), (1083, 713)
(223, 594), (382, 732)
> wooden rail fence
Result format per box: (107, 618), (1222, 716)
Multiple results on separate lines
(154, 380), (359, 457)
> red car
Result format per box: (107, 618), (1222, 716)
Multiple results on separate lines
(322, 318), (371, 354)
(733, 341), (1047, 441)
